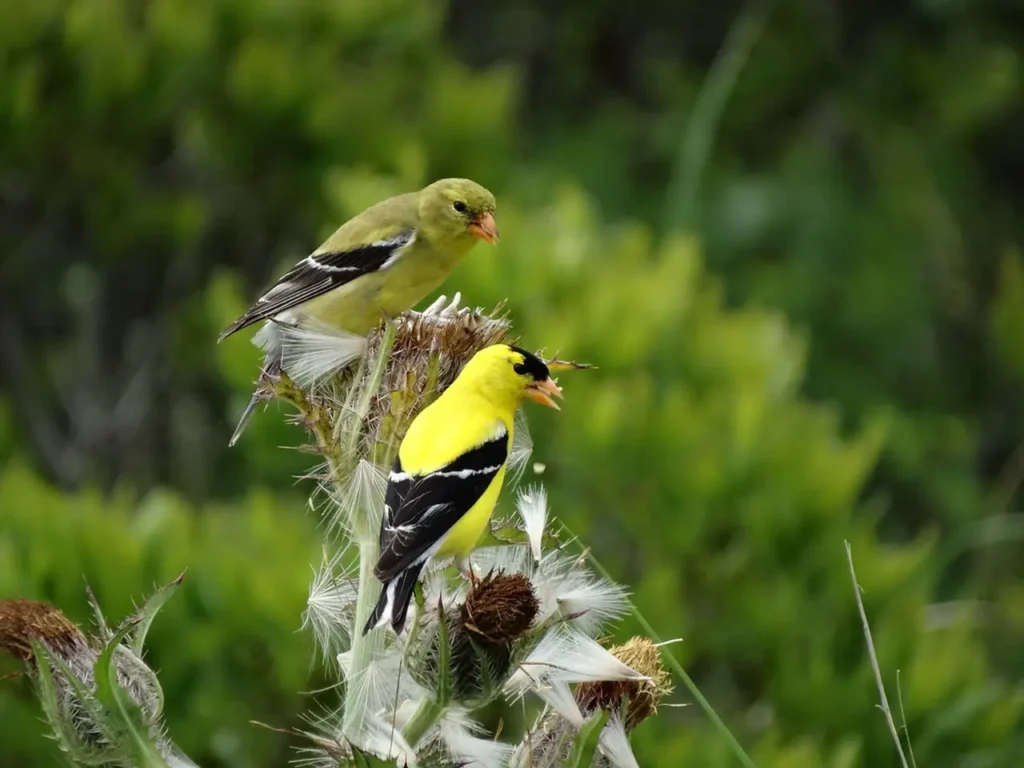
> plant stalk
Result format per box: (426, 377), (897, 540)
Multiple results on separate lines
(344, 324), (395, 461)
(340, 539), (384, 742)
(845, 541), (911, 768)
(402, 697), (446, 749)
(403, 599), (452, 747)
(275, 374), (343, 472)
(663, 0), (768, 232)
(339, 322), (397, 743)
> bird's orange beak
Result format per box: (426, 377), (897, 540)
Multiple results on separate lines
(468, 212), (499, 245)
(525, 377), (563, 410)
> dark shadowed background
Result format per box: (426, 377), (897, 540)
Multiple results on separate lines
(1, 0), (1023, 765)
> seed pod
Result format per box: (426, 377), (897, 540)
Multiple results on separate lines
(575, 636), (673, 730)
(410, 572), (539, 704)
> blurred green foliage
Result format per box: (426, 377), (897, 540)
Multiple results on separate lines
(0, 462), (321, 767)
(1, 0), (1023, 766)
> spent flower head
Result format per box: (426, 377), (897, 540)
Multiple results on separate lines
(0, 579), (196, 768)
(576, 635), (675, 731)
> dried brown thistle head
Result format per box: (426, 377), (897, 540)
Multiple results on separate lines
(275, 299), (514, 470)
(0, 599), (86, 663)
(461, 571), (539, 644)
(411, 572), (539, 701)
(362, 303), (512, 444)
(378, 301), (512, 391)
(575, 635), (674, 730)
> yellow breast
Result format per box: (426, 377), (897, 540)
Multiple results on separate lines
(435, 465), (508, 560)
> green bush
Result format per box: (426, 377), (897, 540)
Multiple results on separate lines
(452, 189), (1024, 766)
(5, 184), (1024, 764)
(0, 0), (516, 496)
(0, 462), (321, 767)
(1, 0), (1022, 765)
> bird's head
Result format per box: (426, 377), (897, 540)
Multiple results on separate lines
(456, 344), (564, 412)
(418, 178), (499, 248)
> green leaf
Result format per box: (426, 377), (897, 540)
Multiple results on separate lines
(93, 619), (170, 768)
(84, 581), (113, 642)
(349, 744), (395, 768)
(131, 572), (185, 655)
(32, 640), (119, 765)
(565, 710), (610, 768)
(350, 744), (371, 768)
(31, 641), (99, 764)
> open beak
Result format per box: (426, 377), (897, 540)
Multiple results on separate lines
(467, 212), (499, 245)
(525, 377), (563, 410)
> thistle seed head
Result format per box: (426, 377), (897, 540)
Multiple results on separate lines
(575, 636), (673, 730)
(0, 599), (87, 664)
(361, 303), (512, 446)
(461, 571), (539, 644)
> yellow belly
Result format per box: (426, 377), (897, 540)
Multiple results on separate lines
(435, 465), (507, 560)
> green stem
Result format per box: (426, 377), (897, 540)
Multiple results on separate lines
(663, 1), (769, 232)
(275, 374), (343, 471)
(339, 323), (398, 744)
(344, 324), (395, 458)
(403, 598), (452, 747)
(341, 539), (384, 741)
(562, 524), (758, 768)
(402, 697), (446, 749)
(333, 359), (367, 448)
(346, 322), (396, 538)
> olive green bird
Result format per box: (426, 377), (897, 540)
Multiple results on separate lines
(219, 178), (499, 445)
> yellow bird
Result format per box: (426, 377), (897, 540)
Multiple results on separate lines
(219, 178), (498, 445)
(364, 344), (564, 635)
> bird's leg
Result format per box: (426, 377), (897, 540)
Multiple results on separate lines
(457, 556), (480, 588)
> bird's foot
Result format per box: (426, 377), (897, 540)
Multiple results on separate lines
(458, 559), (480, 588)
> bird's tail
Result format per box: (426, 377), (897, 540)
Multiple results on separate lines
(228, 389), (267, 447)
(363, 566), (423, 636)
(228, 356), (281, 447)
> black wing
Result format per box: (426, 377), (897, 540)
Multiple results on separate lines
(218, 231), (415, 341)
(375, 430), (508, 580)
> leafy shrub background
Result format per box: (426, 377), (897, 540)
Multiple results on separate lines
(1, 0), (1022, 766)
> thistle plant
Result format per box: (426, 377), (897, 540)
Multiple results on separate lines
(269, 294), (673, 767)
(0, 577), (196, 768)
(1, 296), (681, 767)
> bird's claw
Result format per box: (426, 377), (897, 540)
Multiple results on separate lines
(459, 560), (480, 588)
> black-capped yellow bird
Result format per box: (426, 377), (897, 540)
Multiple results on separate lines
(364, 344), (563, 635)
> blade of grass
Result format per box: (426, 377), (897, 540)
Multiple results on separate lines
(844, 541), (910, 768)
(663, 1), (770, 232)
(896, 669), (918, 768)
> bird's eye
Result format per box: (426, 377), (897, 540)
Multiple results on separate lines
(513, 362), (528, 376)
(453, 200), (468, 214)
